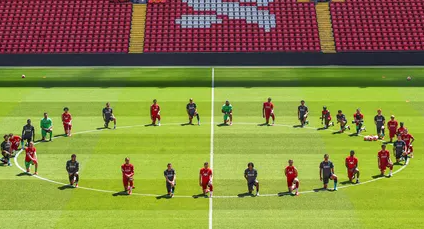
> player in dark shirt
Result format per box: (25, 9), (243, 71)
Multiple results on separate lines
(336, 110), (350, 133)
(22, 119), (35, 148)
(374, 109), (386, 139)
(186, 98), (200, 125)
(164, 163), (176, 197)
(1, 135), (12, 166)
(297, 100), (309, 127)
(393, 135), (407, 164)
(319, 154), (338, 191)
(102, 102), (116, 129)
(244, 162), (259, 196)
(66, 154), (80, 187)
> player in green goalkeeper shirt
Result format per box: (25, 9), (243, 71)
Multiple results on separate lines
(222, 100), (233, 126)
(40, 112), (53, 141)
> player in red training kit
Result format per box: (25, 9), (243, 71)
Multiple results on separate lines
(378, 144), (393, 177)
(121, 157), (134, 195)
(402, 129), (415, 158)
(199, 162), (213, 197)
(285, 159), (299, 196)
(397, 122), (406, 136)
(320, 106), (334, 129)
(150, 99), (161, 126)
(387, 115), (398, 142)
(62, 107), (72, 137)
(25, 142), (38, 175)
(345, 150), (360, 183)
(262, 97), (275, 125)
(8, 133), (21, 156)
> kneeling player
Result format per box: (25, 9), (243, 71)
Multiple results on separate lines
(402, 129), (415, 158)
(387, 115), (398, 142)
(336, 110), (350, 133)
(186, 98), (200, 125)
(285, 159), (299, 196)
(263, 97), (275, 126)
(40, 112), (53, 141)
(298, 100), (309, 127)
(345, 150), (360, 183)
(103, 102), (117, 129)
(66, 154), (79, 187)
(151, 99), (161, 126)
(222, 100), (233, 126)
(121, 157), (134, 195)
(1, 135), (12, 166)
(319, 154), (338, 191)
(244, 162), (259, 196)
(393, 134), (407, 164)
(25, 142), (38, 175)
(353, 108), (366, 135)
(320, 106), (334, 129)
(8, 133), (21, 156)
(378, 144), (393, 177)
(62, 107), (73, 136)
(164, 163), (176, 197)
(199, 162), (213, 197)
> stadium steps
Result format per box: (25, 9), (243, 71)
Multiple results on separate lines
(315, 2), (336, 53)
(129, 4), (147, 53)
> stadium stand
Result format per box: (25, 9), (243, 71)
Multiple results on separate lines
(0, 0), (132, 54)
(330, 0), (424, 52)
(143, 0), (321, 53)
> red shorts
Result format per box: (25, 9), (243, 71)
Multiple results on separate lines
(389, 129), (397, 138)
(379, 163), (392, 171)
(201, 180), (212, 190)
(287, 177), (296, 187)
(265, 111), (273, 118)
(63, 123), (72, 130)
(11, 143), (19, 151)
(122, 175), (133, 185)
(347, 168), (357, 178)
(152, 114), (160, 120)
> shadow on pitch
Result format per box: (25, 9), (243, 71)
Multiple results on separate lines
(181, 123), (194, 126)
(58, 185), (75, 190)
(372, 174), (392, 179)
(340, 180), (353, 185)
(192, 193), (208, 199)
(316, 127), (327, 131)
(332, 131), (343, 135)
(217, 123), (229, 127)
(112, 191), (129, 196)
(349, 133), (359, 137)
(53, 134), (67, 138)
(257, 123), (271, 126)
(277, 192), (294, 197)
(313, 188), (328, 192)
(237, 192), (255, 198)
(292, 125), (303, 128)
(156, 194), (172, 200)
(16, 172), (32, 176)
(96, 127), (109, 130)
(144, 124), (158, 127)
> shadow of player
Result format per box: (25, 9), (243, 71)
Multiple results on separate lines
(112, 191), (129, 196)
(292, 125), (303, 128)
(192, 193), (208, 199)
(237, 192), (255, 198)
(348, 133), (359, 137)
(16, 172), (32, 176)
(58, 185), (75, 190)
(156, 194), (172, 200)
(313, 187), (328, 192)
(144, 124), (157, 127)
(277, 191), (294, 197)
(317, 127), (327, 131)
(217, 123), (229, 127)
(332, 131), (343, 135)
(181, 123), (194, 126)
(96, 127), (108, 130)
(340, 180), (353, 185)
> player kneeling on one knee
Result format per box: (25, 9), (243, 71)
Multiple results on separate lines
(25, 142), (38, 175)
(393, 134), (407, 165)
(320, 154), (338, 191)
(378, 144), (393, 177)
(164, 163), (176, 197)
(66, 154), (80, 188)
(121, 157), (134, 195)
(285, 159), (299, 196)
(199, 162), (213, 197)
(345, 150), (360, 183)
(187, 98), (200, 125)
(222, 100), (233, 126)
(103, 102), (117, 129)
(244, 162), (259, 196)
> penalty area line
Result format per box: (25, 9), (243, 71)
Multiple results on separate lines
(13, 121), (408, 198)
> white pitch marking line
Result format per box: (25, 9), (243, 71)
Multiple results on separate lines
(209, 67), (215, 229)
(13, 121), (408, 198)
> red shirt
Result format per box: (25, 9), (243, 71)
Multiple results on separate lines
(62, 113), (72, 124)
(397, 127), (406, 135)
(402, 133), (414, 145)
(387, 120), (398, 130)
(151, 104), (160, 115)
(285, 166), (297, 179)
(378, 150), (390, 163)
(345, 156), (358, 169)
(263, 102), (274, 112)
(25, 147), (36, 162)
(10, 135), (21, 145)
(354, 113), (364, 121)
(200, 168), (213, 182)
(121, 163), (134, 176)
(322, 110), (331, 120)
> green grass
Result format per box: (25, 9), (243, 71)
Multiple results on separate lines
(0, 67), (424, 229)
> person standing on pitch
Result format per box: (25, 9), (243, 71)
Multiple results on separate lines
(244, 162), (259, 196)
(374, 109), (386, 139)
(186, 98), (200, 125)
(21, 119), (35, 148)
(66, 154), (80, 188)
(387, 115), (398, 142)
(262, 97), (275, 126)
(102, 102), (117, 129)
(221, 100), (233, 126)
(164, 163), (176, 197)
(319, 154), (338, 191)
(40, 112), (53, 141)
(298, 100), (309, 127)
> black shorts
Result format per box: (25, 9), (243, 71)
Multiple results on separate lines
(166, 182), (176, 192)
(105, 116), (114, 122)
(189, 110), (196, 117)
(23, 136), (32, 143)
(323, 173), (334, 185)
(247, 180), (258, 190)
(376, 125), (383, 133)
(395, 151), (403, 159)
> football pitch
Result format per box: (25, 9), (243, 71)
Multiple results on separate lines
(1, 67), (424, 229)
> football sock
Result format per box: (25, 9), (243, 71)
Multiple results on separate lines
(196, 114), (200, 121)
(75, 174), (79, 182)
(20, 140), (24, 148)
(49, 131), (52, 140)
(334, 179), (338, 189)
(69, 175), (73, 184)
